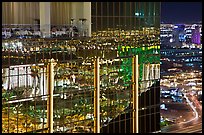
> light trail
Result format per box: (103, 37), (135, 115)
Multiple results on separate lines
(178, 93), (198, 124)
(168, 122), (202, 133)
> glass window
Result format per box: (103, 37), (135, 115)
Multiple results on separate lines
(91, 2), (96, 16)
(96, 2), (102, 16)
(119, 2), (124, 17)
(125, 17), (131, 30)
(120, 17), (125, 29)
(114, 2), (119, 16)
(108, 17), (114, 29)
(108, 2), (113, 16)
(91, 17), (96, 31)
(125, 2), (131, 17)
(155, 2), (160, 16)
(101, 2), (108, 16)
(114, 17), (120, 28)
(130, 2), (136, 17)
(102, 17), (108, 30)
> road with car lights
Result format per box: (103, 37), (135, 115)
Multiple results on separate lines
(161, 92), (202, 133)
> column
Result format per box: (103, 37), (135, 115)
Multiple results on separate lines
(83, 2), (91, 37)
(40, 2), (50, 38)
(70, 2), (81, 26)
(46, 59), (56, 133)
(132, 56), (139, 133)
(71, 2), (91, 37)
(94, 58), (100, 133)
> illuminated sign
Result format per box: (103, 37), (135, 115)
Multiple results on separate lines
(118, 45), (160, 85)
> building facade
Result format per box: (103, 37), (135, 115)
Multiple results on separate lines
(191, 26), (201, 45)
(2, 2), (160, 133)
(91, 2), (161, 133)
(91, 2), (160, 32)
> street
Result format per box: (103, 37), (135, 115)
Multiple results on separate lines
(161, 91), (202, 133)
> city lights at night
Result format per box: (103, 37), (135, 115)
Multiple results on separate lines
(160, 2), (202, 133)
(1, 2), (202, 134)
(2, 2), (160, 133)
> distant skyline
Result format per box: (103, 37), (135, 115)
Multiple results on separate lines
(161, 2), (202, 24)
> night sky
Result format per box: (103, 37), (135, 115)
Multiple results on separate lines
(161, 2), (202, 24)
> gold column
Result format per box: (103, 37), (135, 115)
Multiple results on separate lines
(46, 59), (56, 133)
(132, 55), (139, 133)
(94, 58), (100, 133)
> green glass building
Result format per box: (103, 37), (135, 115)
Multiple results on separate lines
(91, 2), (161, 133)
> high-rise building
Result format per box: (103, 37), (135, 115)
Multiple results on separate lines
(175, 24), (185, 41)
(170, 24), (186, 47)
(191, 25), (201, 45)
